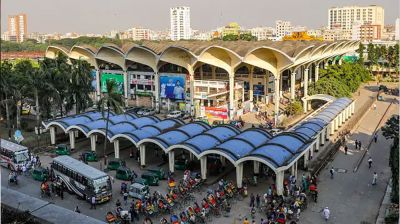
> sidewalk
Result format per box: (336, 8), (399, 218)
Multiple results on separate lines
(300, 94), (398, 223)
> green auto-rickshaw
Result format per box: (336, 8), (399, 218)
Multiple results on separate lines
(31, 167), (49, 181)
(129, 183), (149, 200)
(174, 159), (188, 171)
(116, 166), (137, 181)
(145, 168), (166, 180)
(141, 173), (159, 186)
(55, 144), (70, 155)
(81, 151), (97, 162)
(132, 177), (148, 186)
(107, 159), (126, 170)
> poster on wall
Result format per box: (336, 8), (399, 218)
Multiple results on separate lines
(253, 84), (265, 96)
(101, 73), (124, 94)
(91, 70), (97, 91)
(159, 74), (185, 100)
(205, 107), (228, 120)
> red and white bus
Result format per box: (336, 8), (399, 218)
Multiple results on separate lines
(0, 139), (29, 170)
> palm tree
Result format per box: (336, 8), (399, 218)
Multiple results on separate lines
(68, 59), (93, 114)
(0, 61), (14, 128)
(98, 79), (124, 165)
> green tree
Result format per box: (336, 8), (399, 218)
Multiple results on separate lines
(67, 59), (93, 114)
(0, 61), (14, 128)
(222, 34), (239, 41)
(382, 115), (399, 203)
(239, 33), (257, 41)
(284, 100), (303, 116)
(356, 43), (365, 64)
(98, 80), (124, 165)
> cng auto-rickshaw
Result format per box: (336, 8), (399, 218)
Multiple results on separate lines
(107, 159), (126, 170)
(129, 182), (150, 200)
(55, 144), (70, 155)
(81, 151), (97, 162)
(116, 166), (137, 181)
(174, 159), (188, 171)
(31, 167), (49, 181)
(145, 168), (166, 180)
(141, 173), (159, 186)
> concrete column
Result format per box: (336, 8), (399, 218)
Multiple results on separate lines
(114, 140), (120, 159)
(123, 71), (128, 106)
(294, 161), (298, 177)
(253, 161), (260, 174)
(338, 113), (342, 126)
(321, 128), (326, 145)
(275, 170), (285, 195)
(200, 156), (207, 180)
(249, 67), (254, 110)
(265, 72), (269, 103)
(279, 75), (283, 98)
(346, 107), (350, 120)
(335, 117), (339, 130)
(90, 135), (96, 151)
(154, 72), (160, 112)
(291, 164), (295, 176)
(310, 144), (314, 157)
(303, 99), (308, 113)
(211, 66), (216, 80)
(139, 144), (146, 167)
(200, 66), (203, 80)
(74, 131), (79, 138)
(50, 126), (56, 145)
(316, 135), (321, 150)
(236, 163), (244, 188)
(220, 156), (226, 167)
(168, 151), (175, 173)
(189, 152), (194, 161)
(303, 152), (309, 169)
(303, 68), (309, 97)
(189, 74), (195, 116)
(229, 74), (235, 120)
(96, 70), (101, 103)
(338, 58), (343, 65)
(315, 65), (319, 82)
(274, 76), (280, 124)
(290, 72), (296, 99)
(69, 131), (75, 150)
(351, 102), (355, 114)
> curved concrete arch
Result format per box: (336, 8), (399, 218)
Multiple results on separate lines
(110, 134), (139, 147)
(86, 129), (114, 141)
(243, 46), (294, 76)
(166, 144), (201, 158)
(198, 149), (237, 166)
(65, 125), (90, 137)
(322, 42), (338, 56)
(196, 46), (242, 74)
(302, 94), (336, 103)
(236, 156), (279, 173)
(157, 46), (197, 74)
(69, 45), (98, 68)
(45, 46), (70, 59)
(137, 139), (169, 153)
(294, 45), (315, 61)
(125, 45), (158, 72)
(44, 122), (68, 133)
(310, 44), (328, 57)
(96, 45), (126, 70)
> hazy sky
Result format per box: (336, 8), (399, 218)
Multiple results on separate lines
(1, 0), (399, 34)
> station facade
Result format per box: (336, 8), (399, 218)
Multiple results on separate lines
(45, 40), (359, 123)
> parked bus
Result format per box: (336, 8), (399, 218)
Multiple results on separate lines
(0, 139), (30, 170)
(51, 155), (112, 204)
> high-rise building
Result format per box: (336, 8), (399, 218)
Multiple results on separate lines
(249, 27), (275, 40)
(395, 18), (400, 41)
(7, 13), (27, 42)
(170, 6), (191, 40)
(275, 20), (292, 39)
(328, 5), (384, 35)
(359, 24), (381, 41)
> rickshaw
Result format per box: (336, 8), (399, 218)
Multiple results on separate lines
(174, 159), (188, 171)
(116, 166), (137, 181)
(170, 215), (180, 224)
(55, 144), (70, 155)
(81, 151), (97, 162)
(141, 173), (159, 186)
(107, 159), (126, 170)
(31, 167), (49, 181)
(145, 167), (166, 180)
(128, 183), (149, 200)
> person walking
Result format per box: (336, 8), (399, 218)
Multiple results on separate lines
(249, 193), (255, 207)
(344, 146), (348, 155)
(74, 206), (81, 213)
(323, 207), (330, 222)
(123, 191), (129, 205)
(90, 196), (96, 209)
(368, 157), (373, 169)
(330, 167), (335, 179)
(355, 140), (358, 150)
(256, 194), (260, 208)
(372, 172), (378, 185)
(358, 141), (362, 150)
(22, 164), (27, 176)
(374, 133), (378, 143)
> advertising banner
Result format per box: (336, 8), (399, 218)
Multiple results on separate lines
(159, 74), (186, 100)
(101, 73), (124, 94)
(91, 70), (97, 91)
(253, 84), (265, 96)
(205, 107), (228, 120)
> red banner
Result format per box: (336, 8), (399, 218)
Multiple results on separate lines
(205, 107), (228, 120)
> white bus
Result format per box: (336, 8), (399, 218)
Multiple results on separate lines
(51, 155), (112, 204)
(0, 139), (30, 170)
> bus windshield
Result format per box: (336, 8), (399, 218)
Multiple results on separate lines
(14, 151), (29, 164)
(93, 176), (110, 194)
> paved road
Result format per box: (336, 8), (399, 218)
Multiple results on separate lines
(300, 95), (398, 224)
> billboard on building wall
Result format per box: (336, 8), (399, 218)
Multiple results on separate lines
(253, 84), (265, 96)
(159, 74), (186, 100)
(205, 107), (228, 120)
(91, 70), (97, 91)
(101, 73), (124, 94)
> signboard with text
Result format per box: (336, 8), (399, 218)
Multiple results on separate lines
(205, 107), (228, 120)
(101, 73), (124, 94)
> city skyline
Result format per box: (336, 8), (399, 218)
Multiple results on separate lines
(1, 0), (398, 34)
